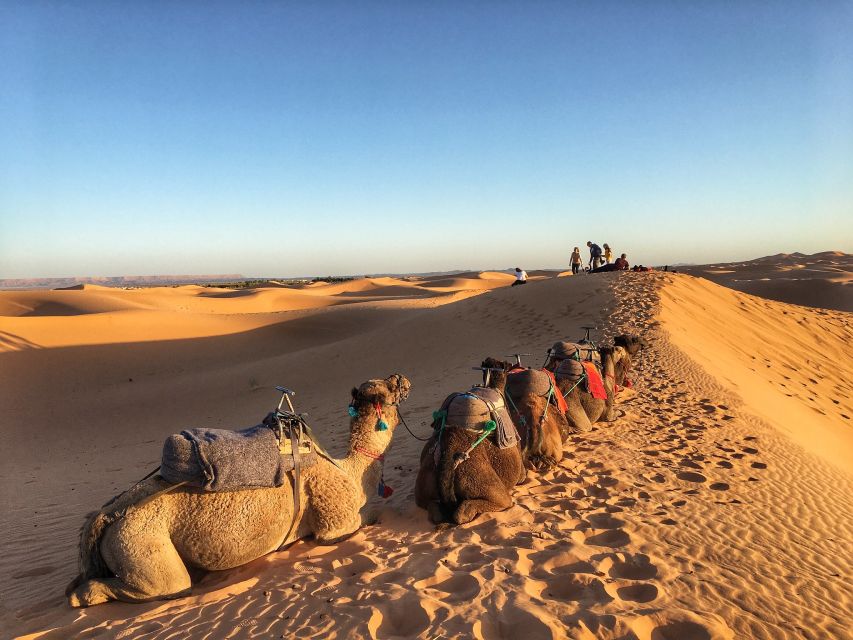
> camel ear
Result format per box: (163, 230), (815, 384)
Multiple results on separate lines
(351, 387), (359, 400)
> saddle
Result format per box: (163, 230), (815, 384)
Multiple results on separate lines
(548, 340), (604, 396)
(437, 386), (518, 450)
(160, 412), (318, 492)
(554, 358), (584, 383)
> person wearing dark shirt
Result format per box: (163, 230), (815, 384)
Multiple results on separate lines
(614, 254), (629, 270)
(586, 241), (603, 269)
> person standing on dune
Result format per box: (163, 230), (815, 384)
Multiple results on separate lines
(603, 243), (613, 264)
(512, 267), (528, 286)
(570, 247), (582, 275)
(587, 241), (603, 269)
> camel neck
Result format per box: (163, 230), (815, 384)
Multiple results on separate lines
(341, 406), (397, 502)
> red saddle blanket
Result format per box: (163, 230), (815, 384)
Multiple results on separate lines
(582, 362), (608, 399)
(541, 369), (569, 414)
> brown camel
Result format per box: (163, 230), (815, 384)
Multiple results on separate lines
(66, 374), (410, 607)
(504, 367), (571, 471)
(544, 334), (645, 432)
(414, 358), (526, 525)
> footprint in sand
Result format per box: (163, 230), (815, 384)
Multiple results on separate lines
(615, 582), (659, 603)
(369, 593), (431, 638)
(599, 552), (659, 580)
(709, 482), (730, 491)
(585, 529), (631, 548)
(541, 574), (612, 604)
(676, 471), (706, 483)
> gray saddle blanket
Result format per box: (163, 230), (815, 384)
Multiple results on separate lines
(506, 368), (552, 398)
(439, 386), (519, 449)
(161, 418), (316, 492)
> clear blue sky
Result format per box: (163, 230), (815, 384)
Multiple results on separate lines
(1, 1), (851, 278)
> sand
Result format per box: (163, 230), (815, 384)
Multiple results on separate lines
(1, 257), (851, 639)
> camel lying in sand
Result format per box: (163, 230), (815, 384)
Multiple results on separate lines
(66, 374), (410, 607)
(414, 358), (526, 525)
(544, 334), (645, 432)
(504, 367), (571, 471)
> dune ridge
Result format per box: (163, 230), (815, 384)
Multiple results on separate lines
(680, 251), (851, 312)
(1, 268), (851, 639)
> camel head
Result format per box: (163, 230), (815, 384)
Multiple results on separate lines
(348, 374), (410, 451)
(350, 374), (411, 417)
(480, 357), (511, 390)
(613, 334), (647, 356)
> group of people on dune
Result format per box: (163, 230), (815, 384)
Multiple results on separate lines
(573, 241), (630, 274)
(512, 241), (632, 287)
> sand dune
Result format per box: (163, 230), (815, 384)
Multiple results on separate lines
(1, 268), (851, 639)
(680, 251), (852, 311)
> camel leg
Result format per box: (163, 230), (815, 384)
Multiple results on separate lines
(303, 472), (364, 545)
(69, 532), (191, 607)
(453, 489), (513, 525)
(427, 501), (447, 524)
(453, 467), (514, 525)
(566, 404), (594, 433)
(313, 512), (361, 545)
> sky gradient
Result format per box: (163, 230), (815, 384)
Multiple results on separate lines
(1, 1), (851, 278)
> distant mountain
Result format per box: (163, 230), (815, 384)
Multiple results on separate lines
(0, 275), (246, 290)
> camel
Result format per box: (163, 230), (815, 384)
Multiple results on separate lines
(414, 358), (526, 525)
(544, 334), (645, 433)
(66, 374), (411, 607)
(504, 367), (571, 471)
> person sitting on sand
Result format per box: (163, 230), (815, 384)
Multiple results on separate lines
(512, 267), (528, 286)
(603, 243), (613, 264)
(570, 247), (582, 275)
(614, 253), (629, 270)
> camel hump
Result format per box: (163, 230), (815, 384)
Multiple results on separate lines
(506, 368), (552, 398)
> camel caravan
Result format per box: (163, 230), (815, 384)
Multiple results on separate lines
(67, 332), (644, 607)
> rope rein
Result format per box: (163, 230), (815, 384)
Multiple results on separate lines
(396, 407), (432, 441)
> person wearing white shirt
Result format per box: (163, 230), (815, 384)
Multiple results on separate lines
(512, 267), (528, 287)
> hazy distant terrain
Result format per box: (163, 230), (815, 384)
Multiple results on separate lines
(680, 251), (851, 312)
(0, 274), (247, 290)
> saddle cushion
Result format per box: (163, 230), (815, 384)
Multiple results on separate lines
(161, 420), (316, 491)
(554, 358), (584, 383)
(505, 368), (552, 398)
(506, 367), (569, 414)
(440, 386), (519, 449)
(550, 341), (582, 360)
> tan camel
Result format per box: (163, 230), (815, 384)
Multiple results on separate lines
(414, 358), (526, 525)
(544, 334), (644, 432)
(66, 374), (411, 607)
